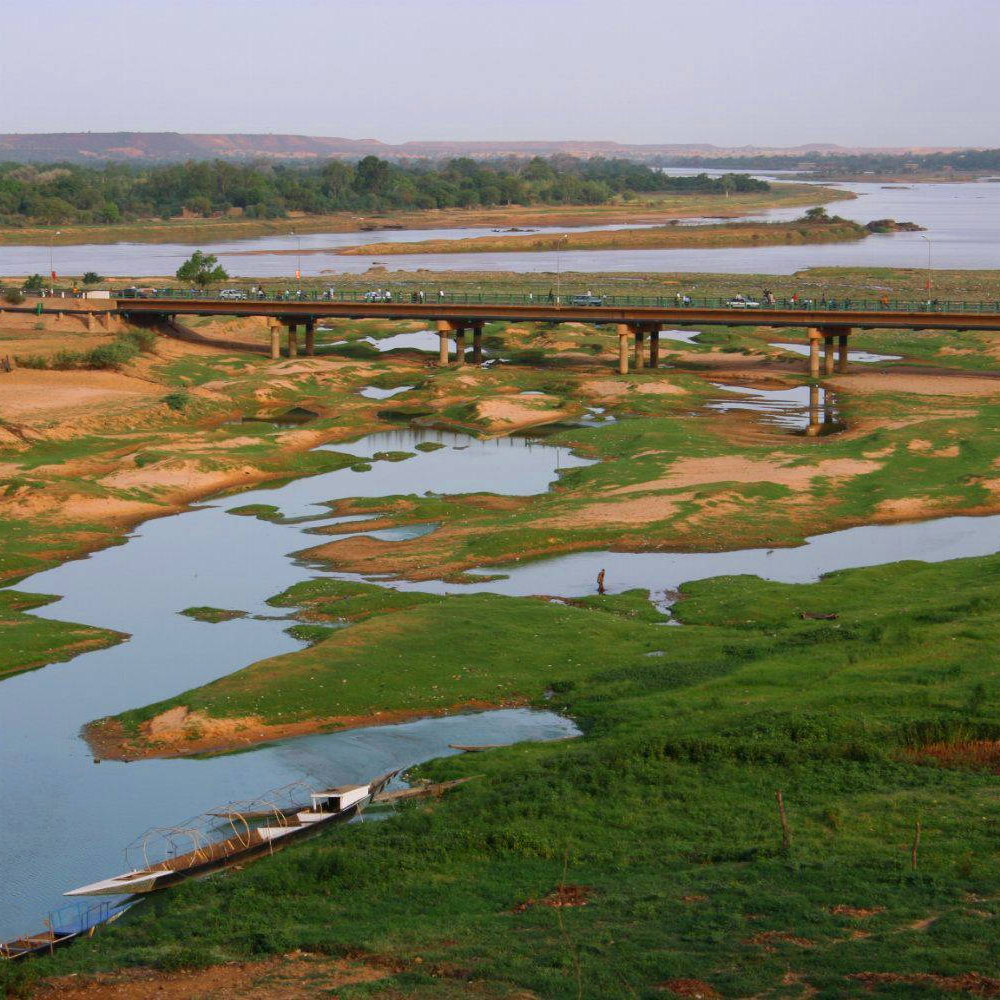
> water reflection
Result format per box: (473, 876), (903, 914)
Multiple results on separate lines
(706, 382), (845, 434)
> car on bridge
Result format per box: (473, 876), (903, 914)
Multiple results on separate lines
(219, 288), (248, 300)
(569, 294), (605, 306)
(726, 295), (761, 309)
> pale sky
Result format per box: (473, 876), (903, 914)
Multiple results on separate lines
(4, 0), (999, 148)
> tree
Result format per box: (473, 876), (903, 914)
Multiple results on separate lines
(82, 271), (102, 285)
(803, 206), (829, 222)
(22, 274), (46, 293)
(175, 251), (228, 288)
(353, 156), (392, 196)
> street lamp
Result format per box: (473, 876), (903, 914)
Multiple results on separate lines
(919, 234), (931, 300)
(291, 230), (302, 283)
(49, 230), (61, 283)
(555, 234), (568, 305)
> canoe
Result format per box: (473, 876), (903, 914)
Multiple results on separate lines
(66, 772), (395, 898)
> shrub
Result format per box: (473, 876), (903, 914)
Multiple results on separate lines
(162, 391), (190, 411)
(2, 288), (24, 305)
(82, 271), (102, 285)
(21, 274), (46, 293)
(153, 945), (216, 972)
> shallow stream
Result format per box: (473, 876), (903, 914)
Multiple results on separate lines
(6, 417), (1000, 940)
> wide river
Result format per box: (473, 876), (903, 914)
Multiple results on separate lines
(3, 175), (1000, 277)
(6, 407), (1000, 940)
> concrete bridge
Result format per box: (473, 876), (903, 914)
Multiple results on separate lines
(34, 294), (1000, 375)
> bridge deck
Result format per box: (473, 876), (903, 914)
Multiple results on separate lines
(115, 299), (1000, 332)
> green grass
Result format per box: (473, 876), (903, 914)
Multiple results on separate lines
(179, 606), (247, 624)
(45, 551), (1000, 997)
(0, 590), (124, 680)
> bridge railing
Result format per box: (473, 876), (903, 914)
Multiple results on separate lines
(107, 286), (1000, 314)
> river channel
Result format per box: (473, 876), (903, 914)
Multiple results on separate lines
(7, 414), (1000, 941)
(3, 177), (1000, 277)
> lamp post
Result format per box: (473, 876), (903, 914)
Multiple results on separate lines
(555, 234), (568, 305)
(291, 230), (302, 283)
(49, 230), (61, 283)
(919, 234), (931, 301)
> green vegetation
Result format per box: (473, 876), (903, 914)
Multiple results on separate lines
(174, 250), (228, 288)
(14, 329), (156, 370)
(0, 157), (767, 227)
(179, 606), (247, 623)
(0, 590), (123, 680)
(46, 555), (1000, 996)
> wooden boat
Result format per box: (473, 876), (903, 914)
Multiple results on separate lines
(1, 901), (131, 961)
(65, 772), (395, 898)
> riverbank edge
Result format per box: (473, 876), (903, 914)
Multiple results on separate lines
(84, 697), (530, 761)
(0, 184), (850, 247)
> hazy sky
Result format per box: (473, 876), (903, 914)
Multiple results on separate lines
(4, 0), (998, 147)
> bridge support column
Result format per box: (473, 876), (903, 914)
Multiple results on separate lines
(616, 324), (630, 375)
(287, 322), (298, 359)
(807, 328), (822, 378)
(649, 327), (660, 368)
(824, 335), (835, 376)
(634, 329), (645, 370)
(270, 321), (281, 360)
(454, 327), (466, 366)
(305, 320), (316, 357)
(837, 330), (850, 373)
(471, 323), (484, 364)
(806, 384), (822, 437)
(437, 321), (453, 367)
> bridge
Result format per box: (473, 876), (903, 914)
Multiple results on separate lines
(26, 290), (1000, 375)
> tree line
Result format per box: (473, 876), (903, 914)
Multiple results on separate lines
(666, 148), (1000, 174)
(0, 156), (768, 226)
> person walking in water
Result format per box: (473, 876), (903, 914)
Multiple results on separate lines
(597, 568), (606, 594)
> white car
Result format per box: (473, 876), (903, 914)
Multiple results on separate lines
(219, 288), (247, 300)
(726, 295), (760, 309)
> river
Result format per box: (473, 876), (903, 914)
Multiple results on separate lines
(7, 414), (1000, 940)
(3, 178), (1000, 278)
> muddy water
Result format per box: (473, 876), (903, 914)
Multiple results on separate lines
(0, 429), (589, 940)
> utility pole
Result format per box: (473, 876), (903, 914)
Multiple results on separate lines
(919, 234), (931, 301)
(555, 234), (568, 305)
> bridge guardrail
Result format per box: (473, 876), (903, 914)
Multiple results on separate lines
(108, 287), (1000, 315)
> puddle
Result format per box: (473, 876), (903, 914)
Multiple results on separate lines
(707, 383), (845, 435)
(659, 329), (703, 346)
(323, 330), (447, 354)
(359, 385), (415, 400)
(231, 406), (320, 429)
(771, 341), (902, 364)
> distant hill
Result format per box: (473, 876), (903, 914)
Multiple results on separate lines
(0, 133), (966, 165)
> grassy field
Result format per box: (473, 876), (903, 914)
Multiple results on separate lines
(0, 183), (848, 247)
(21, 554), (1000, 998)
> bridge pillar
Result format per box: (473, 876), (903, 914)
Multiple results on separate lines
(454, 327), (467, 366)
(649, 327), (660, 369)
(806, 384), (822, 437)
(287, 322), (298, 358)
(471, 323), (484, 364)
(305, 319), (316, 356)
(437, 320), (453, 367)
(807, 328), (822, 378)
(634, 330), (645, 370)
(837, 330), (850, 373)
(616, 324), (630, 375)
(824, 335), (835, 376)
(269, 321), (281, 360)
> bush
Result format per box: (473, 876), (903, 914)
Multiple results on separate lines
(162, 391), (190, 411)
(82, 271), (102, 285)
(21, 274), (46, 293)
(2, 288), (24, 305)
